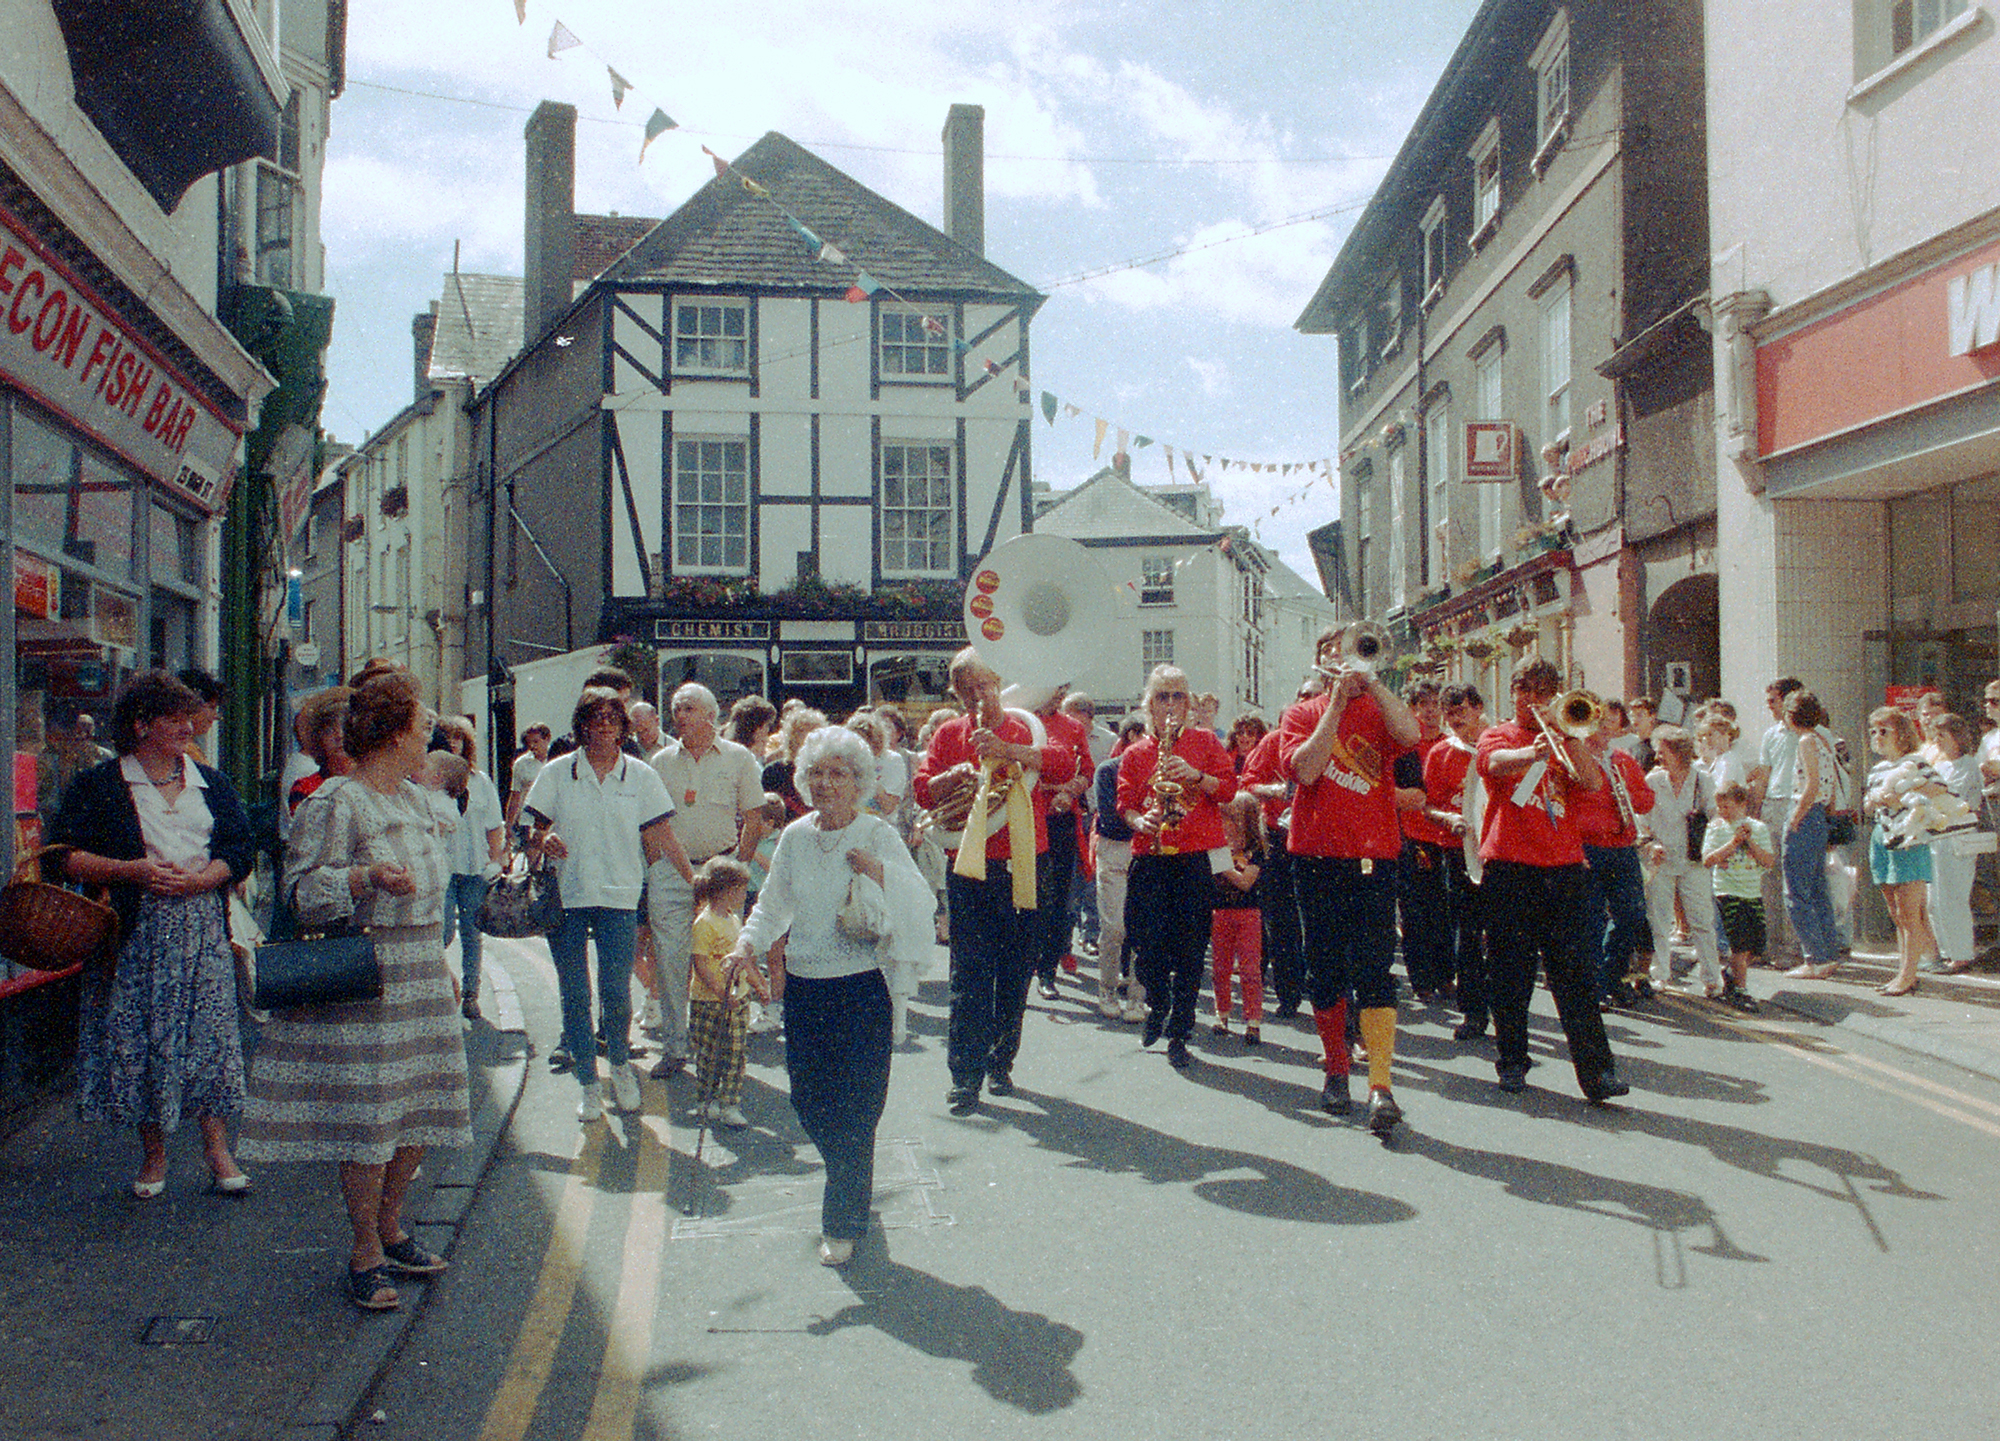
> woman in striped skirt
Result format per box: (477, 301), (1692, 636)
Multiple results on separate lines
(240, 669), (471, 1312)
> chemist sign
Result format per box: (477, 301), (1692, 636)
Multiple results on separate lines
(0, 203), (241, 513)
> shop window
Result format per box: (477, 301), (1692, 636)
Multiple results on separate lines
(12, 404), (135, 578)
(150, 503), (200, 587)
(1951, 476), (2000, 603)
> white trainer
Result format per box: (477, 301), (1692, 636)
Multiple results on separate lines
(718, 1103), (749, 1129)
(576, 1082), (603, 1121)
(1120, 998), (1147, 1024)
(1097, 991), (1122, 1019)
(639, 997), (663, 1032)
(607, 1064), (642, 1113)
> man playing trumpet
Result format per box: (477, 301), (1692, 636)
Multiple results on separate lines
(913, 648), (1077, 1116)
(1474, 658), (1629, 1103)
(1276, 625), (1422, 1134)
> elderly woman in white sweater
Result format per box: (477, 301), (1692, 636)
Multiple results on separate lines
(728, 725), (931, 1266)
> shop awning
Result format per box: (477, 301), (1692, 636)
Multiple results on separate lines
(53, 0), (285, 214)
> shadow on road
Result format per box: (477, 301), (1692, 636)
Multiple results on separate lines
(808, 1234), (1084, 1414)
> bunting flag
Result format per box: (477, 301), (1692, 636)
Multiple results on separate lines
(1093, 418), (1107, 459)
(608, 67), (632, 109)
(740, 174), (769, 198)
(1012, 376), (1032, 395)
(703, 145), (730, 179)
(1041, 392), (1058, 425)
(1133, 435), (1153, 449)
(844, 273), (882, 303)
(547, 21), (581, 56)
(983, 359), (1001, 377)
(1163, 445), (1176, 480)
(514, 0), (527, 22)
(784, 215), (821, 252)
(921, 315), (946, 339)
(1063, 404), (1081, 419)
(817, 241), (847, 266)
(638, 107), (676, 162)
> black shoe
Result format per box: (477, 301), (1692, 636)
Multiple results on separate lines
(648, 1054), (687, 1081)
(1142, 1009), (1164, 1047)
(1497, 1067), (1528, 1093)
(1604, 982), (1638, 1008)
(1582, 1075), (1630, 1104)
(549, 1046), (574, 1073)
(1273, 1001), (1300, 1019)
(985, 1071), (1014, 1098)
(946, 1086), (980, 1116)
(1166, 1039), (1192, 1070)
(1452, 1019), (1488, 1042)
(1320, 1073), (1352, 1115)
(1036, 977), (1061, 1001)
(1367, 1089), (1403, 1135)
(1632, 979), (1655, 1000)
(460, 998), (481, 1021)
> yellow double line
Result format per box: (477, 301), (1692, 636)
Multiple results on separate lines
(478, 1113), (676, 1441)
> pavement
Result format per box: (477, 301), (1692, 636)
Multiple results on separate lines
(3, 932), (1998, 1439)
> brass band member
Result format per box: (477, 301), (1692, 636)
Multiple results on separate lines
(1116, 665), (1237, 1070)
(1275, 628), (1421, 1133)
(1474, 658), (1628, 1102)
(912, 648), (1076, 1116)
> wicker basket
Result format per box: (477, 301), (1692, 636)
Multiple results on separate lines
(0, 847), (118, 972)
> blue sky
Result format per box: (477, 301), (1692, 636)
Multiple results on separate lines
(321, 0), (1485, 583)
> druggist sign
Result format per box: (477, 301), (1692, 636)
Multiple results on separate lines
(0, 203), (242, 514)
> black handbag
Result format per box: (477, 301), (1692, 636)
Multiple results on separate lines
(252, 929), (382, 1011)
(477, 853), (563, 938)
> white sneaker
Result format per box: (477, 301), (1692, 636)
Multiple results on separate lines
(577, 1083), (603, 1121)
(1097, 991), (1122, 1019)
(639, 997), (663, 1032)
(607, 1064), (642, 1113)
(718, 1103), (748, 1129)
(748, 1003), (778, 1035)
(1120, 998), (1147, 1024)
(763, 1001), (785, 1032)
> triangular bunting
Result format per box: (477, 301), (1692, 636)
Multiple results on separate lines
(983, 359), (1001, 377)
(844, 273), (883, 303)
(1063, 404), (1082, 419)
(639, 108), (676, 163)
(1093, 419), (1107, 459)
(609, 67), (632, 109)
(1041, 392), (1058, 425)
(921, 315), (946, 339)
(785, 215), (821, 251)
(1133, 435), (1153, 449)
(514, 0), (527, 23)
(703, 145), (729, 179)
(547, 21), (581, 57)
(740, 175), (769, 198)
(817, 241), (846, 267)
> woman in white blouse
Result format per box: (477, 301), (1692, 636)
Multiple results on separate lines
(727, 726), (931, 1267)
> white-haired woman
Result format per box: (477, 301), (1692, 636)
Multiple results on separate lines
(727, 725), (931, 1266)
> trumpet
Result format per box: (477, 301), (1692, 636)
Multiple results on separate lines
(1532, 689), (1604, 779)
(1311, 619), (1392, 682)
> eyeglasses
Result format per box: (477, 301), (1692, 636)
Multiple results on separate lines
(1984, 697), (2000, 706)
(1154, 691), (1190, 701)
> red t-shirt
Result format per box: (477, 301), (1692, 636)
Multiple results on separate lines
(1424, 736), (1476, 816)
(913, 713), (1075, 861)
(1239, 729), (1290, 830)
(1399, 732), (1458, 847)
(1116, 726), (1236, 856)
(1569, 747), (1655, 848)
(1476, 718), (1584, 866)
(1035, 708), (1090, 821)
(1276, 690), (1407, 859)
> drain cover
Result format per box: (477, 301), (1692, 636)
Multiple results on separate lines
(139, 1316), (216, 1345)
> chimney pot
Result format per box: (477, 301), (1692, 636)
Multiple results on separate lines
(942, 103), (984, 257)
(412, 302), (438, 403)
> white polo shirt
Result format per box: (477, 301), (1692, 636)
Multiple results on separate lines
(649, 735), (762, 861)
(522, 751), (673, 909)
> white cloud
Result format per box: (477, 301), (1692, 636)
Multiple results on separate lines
(1184, 356), (1230, 398)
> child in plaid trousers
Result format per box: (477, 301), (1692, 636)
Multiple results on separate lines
(688, 857), (765, 1129)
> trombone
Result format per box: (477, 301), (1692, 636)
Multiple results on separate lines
(1532, 689), (1604, 780)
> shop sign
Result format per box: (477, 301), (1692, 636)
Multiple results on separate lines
(861, 620), (968, 644)
(1565, 422), (1624, 476)
(1885, 683), (1939, 712)
(653, 618), (771, 644)
(13, 550), (56, 619)
(1948, 263), (1999, 356)
(0, 204), (240, 513)
(1464, 421), (1519, 480)
(90, 586), (137, 651)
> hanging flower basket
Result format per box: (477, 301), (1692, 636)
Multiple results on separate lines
(1463, 636), (1497, 662)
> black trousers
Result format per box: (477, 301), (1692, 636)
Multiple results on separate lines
(946, 864), (1035, 1088)
(1127, 850), (1215, 1042)
(1261, 833), (1305, 1010)
(1481, 859), (1616, 1087)
(1398, 840), (1453, 993)
(1294, 855), (1399, 1011)
(1035, 812), (1078, 982)
(1446, 850), (1490, 1024)
(784, 968), (892, 1241)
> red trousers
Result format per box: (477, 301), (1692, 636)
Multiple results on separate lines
(1210, 907), (1263, 1024)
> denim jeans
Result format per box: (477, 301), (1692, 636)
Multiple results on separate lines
(442, 873), (490, 1000)
(1581, 844), (1650, 999)
(1783, 803), (1840, 965)
(547, 905), (638, 1085)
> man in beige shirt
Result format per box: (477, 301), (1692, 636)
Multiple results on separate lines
(643, 683), (768, 1074)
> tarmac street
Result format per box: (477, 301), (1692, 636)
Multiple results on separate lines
(5, 937), (2000, 1439)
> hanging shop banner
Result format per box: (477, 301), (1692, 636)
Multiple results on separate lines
(0, 204), (242, 514)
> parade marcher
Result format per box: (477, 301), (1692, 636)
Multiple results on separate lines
(1394, 680), (1455, 1004)
(1571, 717), (1655, 1006)
(1031, 685), (1091, 1000)
(523, 687), (691, 1120)
(1276, 628), (1420, 1132)
(1060, 691), (1110, 959)
(645, 683), (768, 1077)
(1118, 665), (1237, 1070)
(1427, 684), (1490, 1038)
(1241, 680), (1318, 1019)
(1475, 659), (1628, 1103)
(913, 649), (1076, 1115)
(730, 726), (932, 1265)
(240, 668), (472, 1311)
(1091, 714), (1149, 1021)
(1210, 793), (1267, 1044)
(55, 671), (256, 1200)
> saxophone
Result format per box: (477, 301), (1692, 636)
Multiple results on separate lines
(1150, 711), (1188, 833)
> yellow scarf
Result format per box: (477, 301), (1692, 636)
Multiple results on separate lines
(951, 759), (1038, 909)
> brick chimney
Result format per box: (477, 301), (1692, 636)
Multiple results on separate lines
(941, 103), (984, 257)
(411, 302), (438, 402)
(524, 101), (577, 339)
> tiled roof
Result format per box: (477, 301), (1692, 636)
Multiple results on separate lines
(1264, 553), (1333, 602)
(600, 132), (1041, 302)
(1036, 467), (1216, 543)
(574, 213), (657, 280)
(427, 273), (523, 385)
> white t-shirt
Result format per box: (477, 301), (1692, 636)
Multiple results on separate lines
(522, 751), (673, 909)
(447, 769), (506, 876)
(1759, 722), (1800, 803)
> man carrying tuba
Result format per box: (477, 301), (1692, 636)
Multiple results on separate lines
(912, 648), (1076, 1117)
(1275, 623), (1423, 1134)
